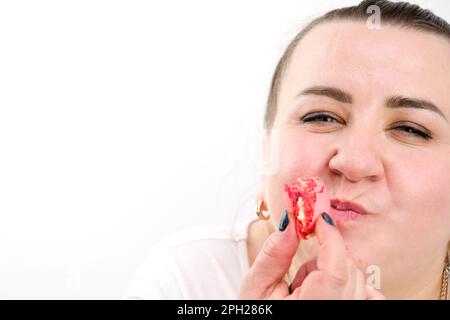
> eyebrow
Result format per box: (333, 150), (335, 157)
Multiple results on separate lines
(386, 96), (447, 120)
(296, 86), (447, 121)
(297, 86), (352, 104)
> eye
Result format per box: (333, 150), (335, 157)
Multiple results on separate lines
(392, 124), (432, 140)
(301, 112), (343, 124)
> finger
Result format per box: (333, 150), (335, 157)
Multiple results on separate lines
(289, 258), (317, 293)
(353, 268), (367, 300)
(246, 210), (300, 291)
(342, 258), (357, 299)
(366, 285), (386, 300)
(315, 213), (348, 288)
(269, 282), (291, 300)
(295, 270), (344, 300)
(342, 258), (370, 300)
(283, 191), (293, 213)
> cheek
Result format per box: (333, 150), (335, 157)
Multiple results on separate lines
(264, 130), (328, 216)
(277, 129), (327, 181)
(390, 153), (450, 242)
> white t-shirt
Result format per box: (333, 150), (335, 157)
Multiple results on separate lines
(123, 217), (256, 299)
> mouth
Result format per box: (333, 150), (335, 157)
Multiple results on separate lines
(329, 198), (370, 221)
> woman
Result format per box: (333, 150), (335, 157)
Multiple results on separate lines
(124, 0), (450, 300)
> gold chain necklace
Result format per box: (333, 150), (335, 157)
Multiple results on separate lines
(440, 255), (449, 300)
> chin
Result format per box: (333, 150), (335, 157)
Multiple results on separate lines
(342, 237), (380, 271)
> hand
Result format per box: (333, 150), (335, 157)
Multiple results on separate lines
(238, 211), (385, 300)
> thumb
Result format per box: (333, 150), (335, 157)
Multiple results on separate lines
(366, 285), (386, 300)
(247, 210), (300, 290)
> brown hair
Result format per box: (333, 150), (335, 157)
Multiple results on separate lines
(264, 0), (450, 130)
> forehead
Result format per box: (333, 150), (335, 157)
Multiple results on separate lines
(279, 21), (450, 110)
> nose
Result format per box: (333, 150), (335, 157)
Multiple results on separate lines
(328, 129), (384, 183)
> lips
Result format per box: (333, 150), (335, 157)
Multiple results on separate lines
(329, 198), (369, 221)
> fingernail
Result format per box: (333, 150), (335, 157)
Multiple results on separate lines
(278, 210), (289, 231)
(322, 212), (335, 227)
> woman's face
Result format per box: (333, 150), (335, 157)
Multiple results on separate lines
(262, 21), (450, 292)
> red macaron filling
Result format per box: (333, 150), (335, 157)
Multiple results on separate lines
(284, 176), (328, 239)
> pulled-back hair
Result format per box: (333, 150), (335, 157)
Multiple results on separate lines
(264, 0), (450, 130)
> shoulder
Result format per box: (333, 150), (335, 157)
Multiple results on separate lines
(159, 217), (252, 251)
(123, 217), (256, 299)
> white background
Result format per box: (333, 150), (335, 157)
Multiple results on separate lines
(0, 0), (448, 299)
